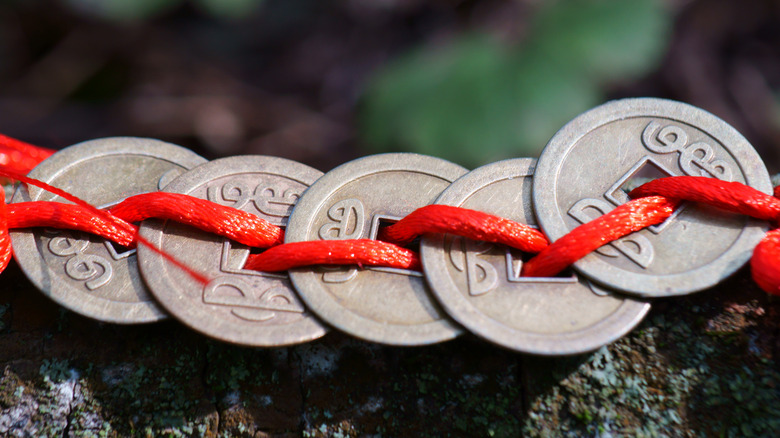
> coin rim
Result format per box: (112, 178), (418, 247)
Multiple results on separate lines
(10, 137), (207, 323)
(286, 153), (467, 346)
(533, 98), (772, 297)
(421, 158), (650, 355)
(137, 155), (329, 346)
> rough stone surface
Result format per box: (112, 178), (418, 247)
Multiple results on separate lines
(1, 261), (779, 437)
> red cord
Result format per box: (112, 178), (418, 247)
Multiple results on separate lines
(379, 205), (549, 252)
(0, 169), (137, 240)
(521, 196), (678, 278)
(629, 176), (780, 296)
(0, 161), (212, 285)
(109, 192), (284, 248)
(629, 176), (780, 221)
(244, 240), (421, 272)
(8, 202), (137, 246)
(0, 187), (11, 274)
(0, 134), (55, 175)
(751, 229), (780, 295)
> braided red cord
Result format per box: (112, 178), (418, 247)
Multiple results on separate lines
(3, 133), (780, 296)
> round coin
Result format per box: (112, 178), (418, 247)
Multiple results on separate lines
(138, 156), (328, 346)
(286, 153), (467, 345)
(10, 137), (207, 323)
(421, 158), (650, 354)
(533, 98), (772, 297)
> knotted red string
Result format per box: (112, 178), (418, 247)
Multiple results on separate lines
(3, 133), (780, 296)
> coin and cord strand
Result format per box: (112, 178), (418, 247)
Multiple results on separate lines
(2, 99), (780, 353)
(2, 152), (780, 293)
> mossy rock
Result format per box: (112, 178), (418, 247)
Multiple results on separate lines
(1, 262), (778, 437)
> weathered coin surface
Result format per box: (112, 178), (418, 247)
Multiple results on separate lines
(10, 137), (206, 323)
(533, 98), (772, 297)
(286, 153), (467, 345)
(421, 158), (650, 354)
(138, 156), (328, 346)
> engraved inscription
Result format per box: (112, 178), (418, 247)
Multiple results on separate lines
(317, 199), (365, 282)
(207, 182), (301, 218)
(642, 122), (688, 154)
(585, 279), (611, 297)
(449, 237), (498, 296)
(447, 237), (577, 295)
(318, 199), (364, 239)
(208, 183), (252, 209)
(48, 235), (89, 256)
(157, 168), (183, 190)
(203, 276), (304, 322)
(321, 266), (359, 283)
(201, 239), (295, 322)
(568, 198), (654, 268)
(642, 121), (733, 181)
(48, 235), (113, 290)
(678, 142), (732, 180)
(254, 187), (300, 217)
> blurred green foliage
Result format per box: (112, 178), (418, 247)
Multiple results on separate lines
(194, 0), (261, 20)
(360, 0), (672, 167)
(63, 0), (264, 22)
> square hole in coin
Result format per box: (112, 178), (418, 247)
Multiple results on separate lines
(620, 164), (669, 194)
(604, 156), (684, 234)
(605, 156), (674, 205)
(371, 215), (420, 252)
(369, 214), (423, 277)
(235, 222), (286, 274)
(104, 239), (136, 260)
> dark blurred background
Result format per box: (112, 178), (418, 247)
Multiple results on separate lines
(1, 0), (779, 172)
